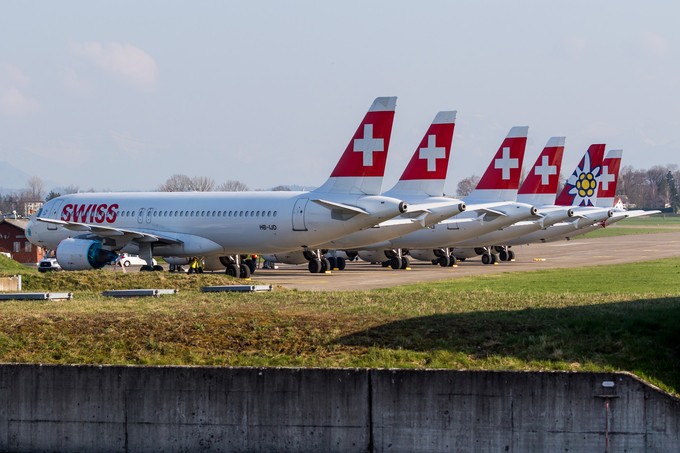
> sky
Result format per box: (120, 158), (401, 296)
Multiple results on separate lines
(1, 1), (679, 195)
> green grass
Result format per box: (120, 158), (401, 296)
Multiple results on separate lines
(0, 254), (37, 274)
(1, 257), (679, 395)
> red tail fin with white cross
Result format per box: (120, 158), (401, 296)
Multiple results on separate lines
(384, 110), (457, 197)
(595, 149), (623, 208)
(467, 126), (528, 202)
(516, 137), (565, 206)
(314, 97), (397, 195)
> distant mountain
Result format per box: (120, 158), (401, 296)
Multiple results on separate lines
(0, 161), (32, 194)
(0, 161), (58, 195)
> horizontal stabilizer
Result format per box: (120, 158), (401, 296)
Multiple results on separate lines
(310, 199), (369, 215)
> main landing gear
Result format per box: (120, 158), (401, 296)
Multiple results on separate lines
(220, 255), (253, 279)
(380, 249), (410, 270)
(430, 248), (457, 267)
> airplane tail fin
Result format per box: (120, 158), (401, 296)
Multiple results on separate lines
(516, 137), (565, 206)
(313, 97), (397, 195)
(595, 149), (623, 208)
(384, 110), (457, 198)
(555, 144), (606, 206)
(466, 126), (528, 202)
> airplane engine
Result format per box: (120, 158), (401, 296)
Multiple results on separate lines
(407, 249), (438, 262)
(261, 252), (308, 265)
(357, 250), (382, 263)
(55, 238), (118, 270)
(165, 257), (191, 266)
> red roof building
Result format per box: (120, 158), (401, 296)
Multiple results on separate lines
(0, 218), (44, 264)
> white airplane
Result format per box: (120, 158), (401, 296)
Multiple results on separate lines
(359, 126), (540, 268)
(503, 145), (634, 246)
(263, 110), (467, 272)
(448, 136), (575, 263)
(26, 97), (410, 278)
(542, 148), (660, 239)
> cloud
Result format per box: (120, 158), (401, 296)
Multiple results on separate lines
(71, 41), (158, 89)
(0, 64), (40, 116)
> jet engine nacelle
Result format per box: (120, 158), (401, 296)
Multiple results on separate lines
(407, 249), (438, 262)
(357, 250), (384, 263)
(56, 238), (119, 270)
(261, 252), (308, 265)
(165, 257), (191, 266)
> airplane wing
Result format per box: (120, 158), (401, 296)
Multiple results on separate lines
(36, 217), (183, 245)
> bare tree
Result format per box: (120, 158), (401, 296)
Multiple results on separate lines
(191, 176), (216, 192)
(158, 174), (194, 192)
(455, 175), (481, 197)
(26, 176), (45, 201)
(270, 185), (291, 191)
(217, 180), (249, 191)
(159, 174), (216, 192)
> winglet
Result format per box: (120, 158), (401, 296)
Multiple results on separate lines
(555, 144), (606, 206)
(466, 126), (529, 202)
(517, 136), (565, 206)
(314, 97), (397, 195)
(384, 110), (457, 197)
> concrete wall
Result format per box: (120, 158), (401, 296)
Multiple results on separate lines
(0, 275), (20, 291)
(0, 365), (678, 452)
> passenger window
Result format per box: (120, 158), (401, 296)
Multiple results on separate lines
(273, 211), (277, 217)
(245, 211), (249, 217)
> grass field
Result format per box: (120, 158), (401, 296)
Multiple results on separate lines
(1, 256), (679, 395)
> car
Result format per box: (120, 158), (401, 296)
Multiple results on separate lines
(38, 255), (62, 272)
(117, 253), (158, 267)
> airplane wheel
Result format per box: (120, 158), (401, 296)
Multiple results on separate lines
(400, 256), (410, 269)
(389, 257), (402, 270)
(437, 255), (450, 267)
(327, 257), (337, 269)
(239, 263), (251, 278)
(308, 259), (321, 274)
(245, 259), (256, 274)
(491, 253), (498, 264)
(381, 261), (390, 268)
(481, 254), (491, 265)
(448, 254), (457, 266)
(509, 250), (516, 260)
(140, 265), (153, 272)
(499, 250), (509, 261)
(169, 264), (176, 272)
(153, 265), (164, 272)
(226, 264), (239, 277)
(320, 257), (331, 272)
(458, 257), (466, 262)
(336, 257), (346, 270)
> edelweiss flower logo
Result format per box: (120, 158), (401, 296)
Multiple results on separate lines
(566, 152), (601, 206)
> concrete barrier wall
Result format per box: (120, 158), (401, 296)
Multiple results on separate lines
(0, 275), (20, 291)
(0, 365), (678, 452)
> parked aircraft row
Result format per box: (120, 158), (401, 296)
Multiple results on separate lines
(26, 97), (657, 278)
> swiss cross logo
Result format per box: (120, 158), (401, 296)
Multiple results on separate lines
(599, 165), (615, 191)
(494, 147), (519, 180)
(534, 155), (557, 185)
(418, 135), (446, 172)
(353, 124), (384, 167)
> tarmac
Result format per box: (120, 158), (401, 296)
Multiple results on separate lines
(248, 231), (680, 291)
